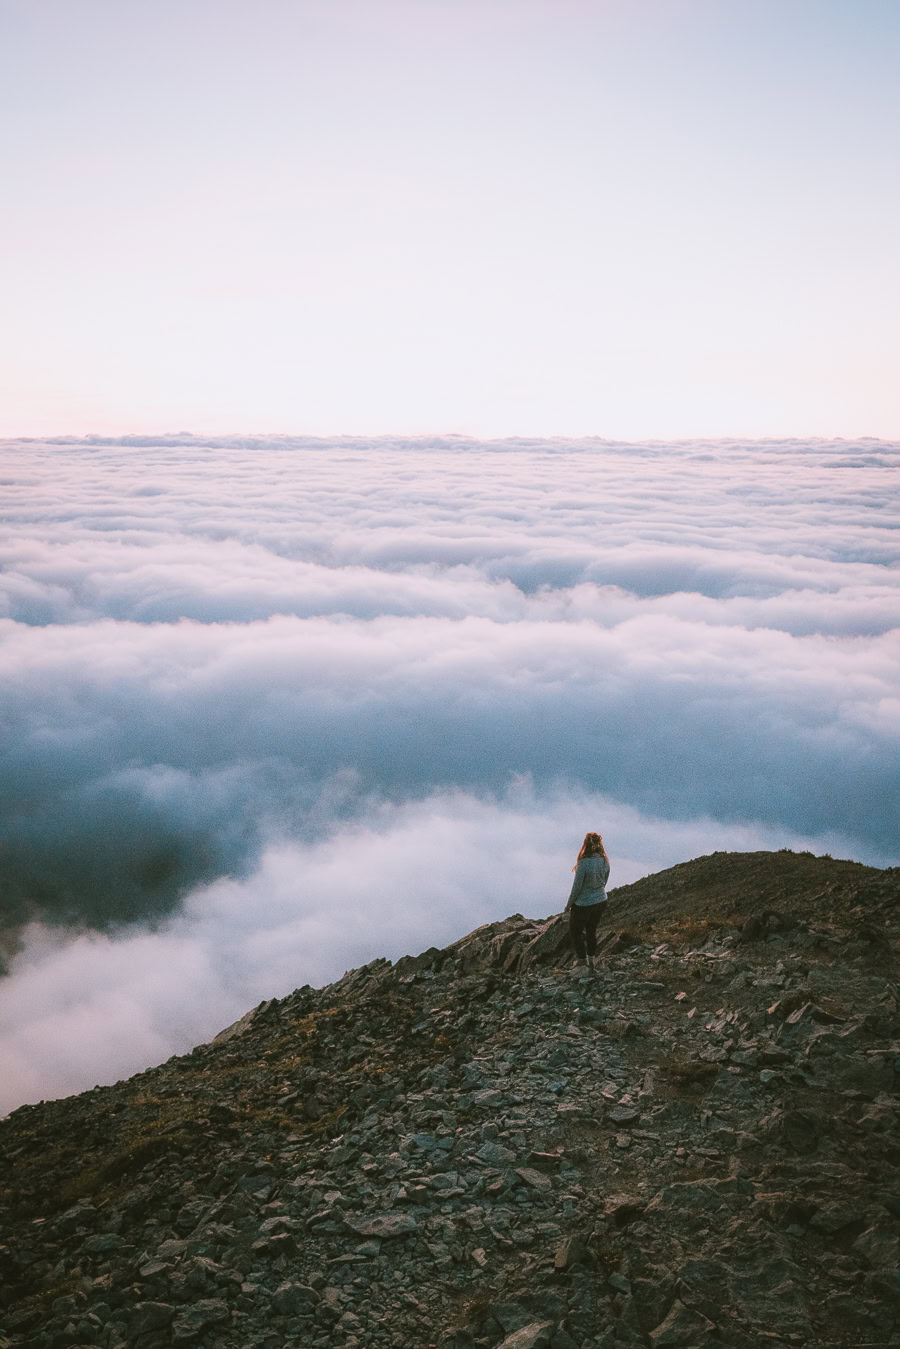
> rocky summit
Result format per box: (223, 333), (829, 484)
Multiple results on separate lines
(1, 850), (898, 1349)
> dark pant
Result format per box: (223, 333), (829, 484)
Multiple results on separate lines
(569, 903), (603, 959)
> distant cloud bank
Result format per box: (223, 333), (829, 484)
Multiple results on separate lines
(1, 435), (897, 1110)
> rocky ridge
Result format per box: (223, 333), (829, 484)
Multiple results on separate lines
(1, 850), (898, 1349)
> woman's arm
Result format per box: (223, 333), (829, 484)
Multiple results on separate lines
(565, 861), (584, 911)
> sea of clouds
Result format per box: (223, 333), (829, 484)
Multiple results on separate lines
(1, 434), (898, 1112)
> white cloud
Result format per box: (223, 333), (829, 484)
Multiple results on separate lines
(1, 437), (898, 632)
(0, 435), (896, 1109)
(0, 606), (896, 926)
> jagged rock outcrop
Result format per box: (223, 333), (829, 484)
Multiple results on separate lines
(1, 851), (898, 1349)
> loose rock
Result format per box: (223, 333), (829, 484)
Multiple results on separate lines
(0, 850), (897, 1349)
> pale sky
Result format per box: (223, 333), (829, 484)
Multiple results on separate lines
(2, 0), (898, 438)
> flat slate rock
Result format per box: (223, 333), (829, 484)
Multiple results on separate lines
(497, 1322), (554, 1349)
(607, 1105), (640, 1124)
(344, 1212), (418, 1239)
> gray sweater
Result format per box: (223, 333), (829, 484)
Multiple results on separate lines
(566, 855), (610, 908)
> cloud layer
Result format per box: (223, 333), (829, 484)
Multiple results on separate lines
(2, 436), (898, 631)
(0, 434), (897, 1109)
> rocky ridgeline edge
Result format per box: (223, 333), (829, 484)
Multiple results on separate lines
(1, 851), (898, 1349)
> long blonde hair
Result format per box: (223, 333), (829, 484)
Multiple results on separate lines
(574, 831), (608, 869)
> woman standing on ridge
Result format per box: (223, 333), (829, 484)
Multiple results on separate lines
(564, 831), (610, 971)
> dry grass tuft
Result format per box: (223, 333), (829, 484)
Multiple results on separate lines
(640, 916), (739, 947)
(661, 1053), (721, 1098)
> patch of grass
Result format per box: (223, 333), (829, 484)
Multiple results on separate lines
(591, 1237), (626, 1274)
(593, 1019), (642, 1039)
(642, 917), (739, 947)
(298, 1102), (349, 1139)
(561, 1119), (605, 1154)
(58, 1126), (196, 1205)
(9, 1270), (83, 1313)
(155, 1062), (248, 1086)
(54, 1086), (215, 1206)
(661, 1054), (720, 1098)
(452, 1291), (496, 1334)
(816, 995), (852, 1020)
(56, 1164), (109, 1206)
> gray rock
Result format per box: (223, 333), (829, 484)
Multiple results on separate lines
(491, 1302), (538, 1333)
(345, 1212), (418, 1239)
(648, 1299), (716, 1345)
(477, 1141), (517, 1165)
(171, 1298), (230, 1342)
(155, 1238), (188, 1259)
(137, 1259), (170, 1278)
(271, 1280), (321, 1314)
(129, 1303), (175, 1335)
(1, 855), (897, 1349)
(473, 1088), (507, 1107)
(258, 1214), (297, 1234)
(809, 1200), (868, 1234)
(607, 1106), (639, 1124)
(82, 1234), (128, 1254)
(515, 1167), (553, 1191)
(554, 1234), (588, 1269)
(497, 1322), (554, 1349)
